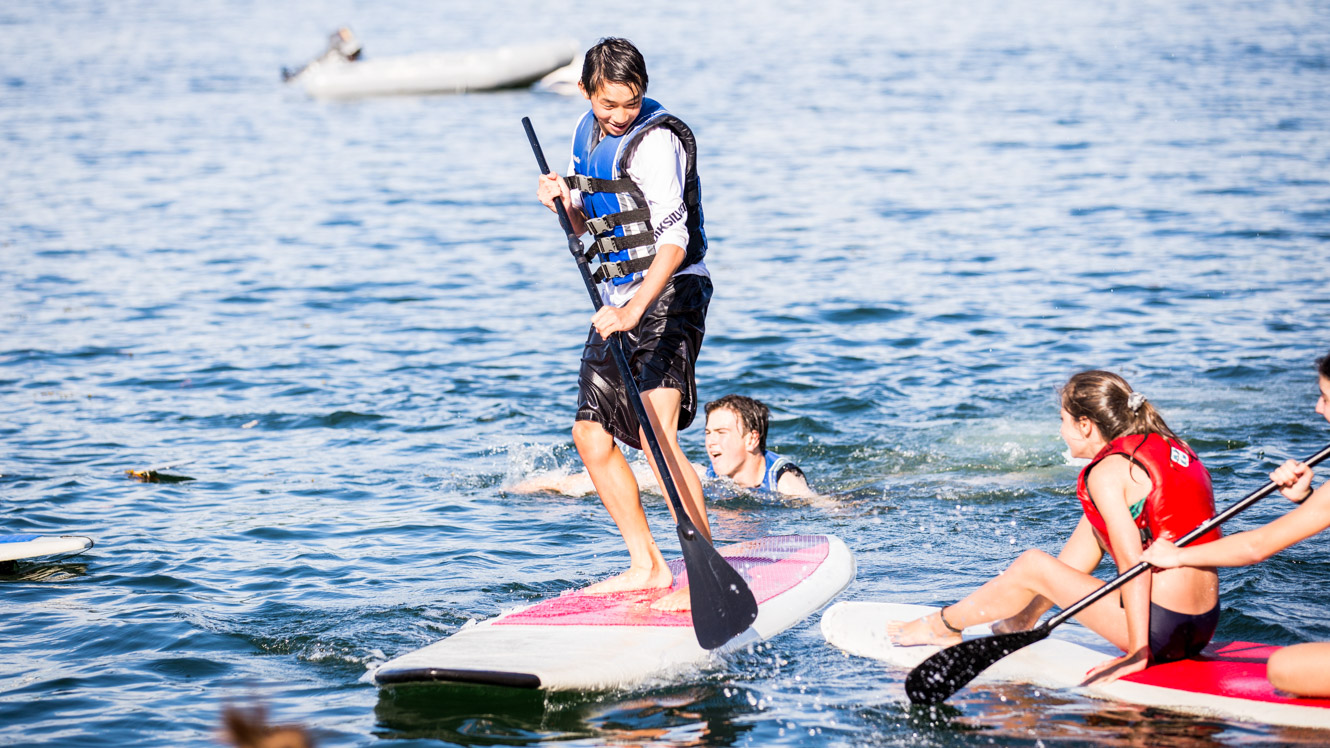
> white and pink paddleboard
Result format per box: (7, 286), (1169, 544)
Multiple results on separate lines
(821, 601), (1330, 730)
(375, 534), (854, 690)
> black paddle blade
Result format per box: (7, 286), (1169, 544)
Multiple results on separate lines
(905, 626), (1050, 704)
(677, 523), (758, 650)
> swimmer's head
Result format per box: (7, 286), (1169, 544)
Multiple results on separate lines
(704, 395), (770, 478)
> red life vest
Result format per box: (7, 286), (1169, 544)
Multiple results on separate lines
(1077, 432), (1221, 559)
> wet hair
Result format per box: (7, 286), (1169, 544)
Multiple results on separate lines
(1060, 370), (1183, 447)
(1318, 350), (1330, 380)
(705, 394), (770, 453)
(580, 37), (648, 97)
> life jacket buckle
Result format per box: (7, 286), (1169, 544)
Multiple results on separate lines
(598, 261), (628, 280)
(564, 174), (593, 193)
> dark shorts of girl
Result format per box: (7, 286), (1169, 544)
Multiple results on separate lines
(576, 274), (712, 452)
(1149, 602), (1220, 664)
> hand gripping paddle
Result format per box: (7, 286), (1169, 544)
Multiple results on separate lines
(906, 441), (1330, 704)
(521, 116), (758, 650)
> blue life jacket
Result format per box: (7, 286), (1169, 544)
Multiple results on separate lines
(566, 98), (706, 287)
(706, 450), (799, 493)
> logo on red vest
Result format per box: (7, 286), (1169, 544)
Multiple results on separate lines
(1170, 446), (1190, 468)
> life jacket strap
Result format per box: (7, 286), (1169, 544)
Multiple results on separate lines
(586, 207), (651, 236)
(564, 174), (634, 194)
(592, 254), (655, 283)
(589, 231), (655, 257)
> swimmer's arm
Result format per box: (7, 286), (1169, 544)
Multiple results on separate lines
(775, 467), (817, 498)
(509, 470), (596, 496)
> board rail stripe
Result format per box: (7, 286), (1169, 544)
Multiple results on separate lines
(375, 667), (541, 689)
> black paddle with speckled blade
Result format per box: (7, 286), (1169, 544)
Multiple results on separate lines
(522, 116), (758, 649)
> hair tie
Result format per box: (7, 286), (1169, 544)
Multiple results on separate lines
(1127, 392), (1146, 413)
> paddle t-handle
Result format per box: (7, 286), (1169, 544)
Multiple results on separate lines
(906, 440), (1330, 704)
(521, 116), (758, 649)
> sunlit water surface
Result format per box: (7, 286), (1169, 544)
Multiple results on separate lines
(4, 1), (1330, 746)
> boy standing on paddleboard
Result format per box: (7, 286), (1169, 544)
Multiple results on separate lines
(535, 37), (711, 610)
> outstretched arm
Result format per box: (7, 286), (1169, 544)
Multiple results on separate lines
(511, 460), (708, 497)
(508, 469), (597, 496)
(1143, 480), (1330, 569)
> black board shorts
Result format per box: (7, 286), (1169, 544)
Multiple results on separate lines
(576, 273), (712, 451)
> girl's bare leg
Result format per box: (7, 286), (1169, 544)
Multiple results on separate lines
(889, 549), (1131, 651)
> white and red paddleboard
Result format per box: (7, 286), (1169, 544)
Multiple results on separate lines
(375, 534), (854, 690)
(821, 601), (1330, 730)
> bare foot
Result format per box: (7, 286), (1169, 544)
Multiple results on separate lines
(582, 565), (673, 595)
(650, 585), (691, 612)
(886, 610), (964, 647)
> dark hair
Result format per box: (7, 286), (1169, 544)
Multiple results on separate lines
(705, 395), (770, 453)
(1060, 370), (1183, 447)
(1318, 350), (1330, 380)
(580, 37), (648, 96)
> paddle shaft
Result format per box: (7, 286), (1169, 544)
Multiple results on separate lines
(521, 115), (696, 537)
(1045, 442), (1330, 631)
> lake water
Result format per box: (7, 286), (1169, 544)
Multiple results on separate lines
(4, 1), (1330, 745)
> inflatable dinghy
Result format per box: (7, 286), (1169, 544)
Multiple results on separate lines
(286, 37), (579, 99)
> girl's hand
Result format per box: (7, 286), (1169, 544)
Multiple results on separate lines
(1140, 538), (1182, 569)
(1270, 460), (1314, 503)
(1081, 648), (1150, 685)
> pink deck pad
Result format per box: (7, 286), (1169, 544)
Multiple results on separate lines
(1122, 641), (1330, 708)
(496, 535), (830, 628)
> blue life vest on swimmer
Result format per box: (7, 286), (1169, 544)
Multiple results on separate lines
(565, 99), (706, 286)
(707, 450), (800, 493)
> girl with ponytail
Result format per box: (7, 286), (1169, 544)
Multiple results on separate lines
(888, 371), (1221, 684)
